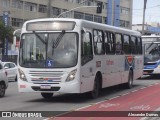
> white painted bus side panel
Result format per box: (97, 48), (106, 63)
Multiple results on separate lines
(121, 71), (129, 83)
(80, 61), (96, 93)
(102, 55), (116, 87)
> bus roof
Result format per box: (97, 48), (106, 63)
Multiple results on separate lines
(22, 18), (141, 36)
(142, 35), (160, 43)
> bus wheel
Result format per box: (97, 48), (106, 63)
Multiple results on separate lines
(15, 76), (17, 82)
(0, 82), (5, 97)
(90, 76), (100, 99)
(125, 70), (133, 89)
(41, 93), (53, 99)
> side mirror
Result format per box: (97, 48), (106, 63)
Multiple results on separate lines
(4, 66), (9, 69)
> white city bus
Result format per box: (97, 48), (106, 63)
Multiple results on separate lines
(17, 18), (143, 99)
(142, 35), (160, 76)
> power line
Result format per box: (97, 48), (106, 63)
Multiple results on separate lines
(133, 5), (160, 10)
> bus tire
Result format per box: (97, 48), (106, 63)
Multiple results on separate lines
(41, 93), (53, 99)
(15, 76), (17, 82)
(125, 70), (133, 89)
(90, 76), (100, 99)
(0, 82), (5, 97)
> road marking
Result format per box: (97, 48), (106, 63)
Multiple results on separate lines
(130, 105), (151, 110)
(75, 82), (160, 111)
(99, 103), (120, 109)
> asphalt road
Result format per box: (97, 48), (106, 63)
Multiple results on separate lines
(1, 75), (160, 120)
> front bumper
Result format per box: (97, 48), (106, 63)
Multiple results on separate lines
(18, 80), (80, 93)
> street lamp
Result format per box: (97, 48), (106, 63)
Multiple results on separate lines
(57, 6), (98, 18)
(142, 0), (147, 35)
(57, 0), (102, 18)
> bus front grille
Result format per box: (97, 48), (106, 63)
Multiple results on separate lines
(143, 70), (154, 74)
(29, 70), (64, 84)
(29, 70), (64, 77)
(144, 62), (157, 65)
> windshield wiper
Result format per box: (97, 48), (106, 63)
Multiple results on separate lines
(33, 31), (49, 59)
(146, 42), (154, 51)
(33, 31), (47, 45)
(52, 30), (65, 55)
(53, 30), (65, 48)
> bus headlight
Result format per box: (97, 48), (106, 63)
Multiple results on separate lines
(18, 68), (27, 81)
(66, 69), (77, 82)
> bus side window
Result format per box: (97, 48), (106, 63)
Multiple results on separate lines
(104, 32), (111, 54)
(81, 31), (93, 65)
(131, 36), (137, 54)
(137, 37), (142, 54)
(107, 32), (115, 54)
(115, 33), (123, 54)
(123, 34), (131, 54)
(93, 30), (105, 55)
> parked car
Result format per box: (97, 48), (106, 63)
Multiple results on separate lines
(0, 60), (8, 97)
(2, 62), (17, 82)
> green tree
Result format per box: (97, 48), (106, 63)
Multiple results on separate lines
(0, 20), (14, 44)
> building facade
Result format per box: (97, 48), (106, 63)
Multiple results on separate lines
(0, 0), (133, 30)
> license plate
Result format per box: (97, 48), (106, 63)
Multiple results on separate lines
(143, 72), (148, 74)
(40, 85), (51, 89)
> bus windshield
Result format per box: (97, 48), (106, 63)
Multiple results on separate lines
(19, 32), (78, 68)
(143, 42), (160, 63)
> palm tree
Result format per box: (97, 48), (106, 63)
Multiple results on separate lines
(0, 20), (14, 44)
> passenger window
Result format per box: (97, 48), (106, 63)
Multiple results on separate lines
(4, 63), (10, 68)
(93, 30), (105, 55)
(10, 63), (15, 68)
(131, 36), (137, 54)
(137, 37), (142, 54)
(81, 31), (93, 65)
(105, 32), (115, 54)
(115, 33), (123, 54)
(123, 35), (131, 54)
(104, 32), (111, 54)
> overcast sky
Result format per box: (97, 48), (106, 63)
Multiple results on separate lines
(132, 0), (160, 24)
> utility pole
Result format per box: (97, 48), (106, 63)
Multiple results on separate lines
(47, 0), (52, 18)
(142, 0), (147, 35)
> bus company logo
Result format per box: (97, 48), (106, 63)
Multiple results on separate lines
(126, 56), (134, 65)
